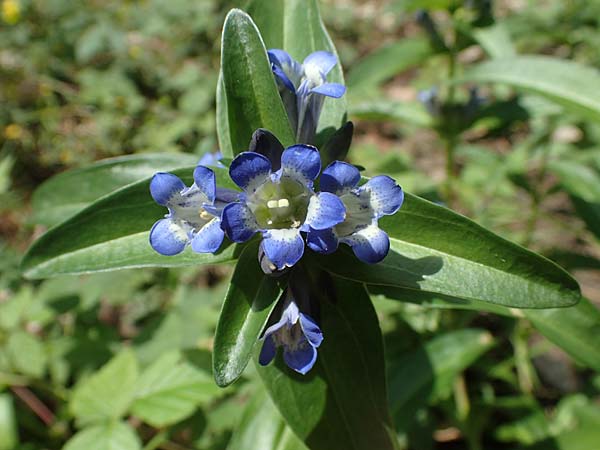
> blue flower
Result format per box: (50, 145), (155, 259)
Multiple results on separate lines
(198, 150), (224, 168)
(259, 295), (323, 375)
(221, 145), (346, 271)
(307, 161), (404, 264)
(268, 49), (346, 144)
(149, 165), (236, 255)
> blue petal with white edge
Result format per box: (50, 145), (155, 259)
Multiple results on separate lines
(280, 145), (321, 183)
(258, 335), (277, 366)
(150, 172), (186, 206)
(193, 165), (216, 203)
(320, 161), (360, 195)
(306, 227), (339, 254)
(190, 217), (225, 253)
(360, 175), (404, 216)
(311, 82), (346, 98)
(268, 49), (300, 91)
(303, 51), (338, 76)
(299, 313), (323, 347)
(221, 203), (259, 243)
(284, 342), (317, 375)
(229, 152), (272, 192)
(340, 224), (391, 264)
(261, 228), (305, 269)
(304, 192), (345, 230)
(149, 218), (189, 256)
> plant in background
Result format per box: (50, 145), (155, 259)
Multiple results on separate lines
(12, 1), (600, 450)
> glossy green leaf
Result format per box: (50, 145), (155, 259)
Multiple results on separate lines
(63, 422), (141, 450)
(70, 350), (138, 426)
(258, 274), (397, 450)
(213, 242), (284, 387)
(371, 287), (600, 372)
(22, 167), (240, 279)
(31, 153), (199, 227)
(229, 388), (308, 450)
(388, 329), (493, 428)
(282, 0), (346, 143)
(347, 38), (433, 92)
(221, 9), (294, 154)
(0, 394), (17, 450)
(131, 351), (221, 427)
(312, 192), (580, 308)
(460, 56), (600, 122)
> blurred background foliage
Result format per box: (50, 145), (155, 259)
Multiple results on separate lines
(1, 0), (600, 449)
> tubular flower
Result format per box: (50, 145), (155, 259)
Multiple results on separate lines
(221, 145), (345, 271)
(268, 49), (346, 144)
(307, 161), (404, 264)
(259, 294), (323, 375)
(149, 165), (237, 256)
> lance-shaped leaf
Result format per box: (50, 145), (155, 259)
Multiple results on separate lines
(459, 56), (600, 122)
(371, 287), (600, 372)
(221, 9), (294, 154)
(229, 388), (308, 450)
(213, 242), (284, 387)
(31, 153), (199, 227)
(258, 274), (397, 450)
(312, 192), (580, 308)
(22, 167), (240, 279)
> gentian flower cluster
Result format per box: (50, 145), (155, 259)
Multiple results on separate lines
(149, 49), (403, 376)
(268, 49), (346, 144)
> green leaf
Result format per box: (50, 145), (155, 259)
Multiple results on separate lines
(311, 192), (580, 308)
(70, 350), (138, 425)
(216, 72), (234, 159)
(282, 0), (346, 143)
(31, 153), (199, 227)
(548, 160), (600, 203)
(346, 38), (433, 93)
(213, 241), (284, 387)
(221, 9), (295, 154)
(245, 0), (284, 49)
(350, 100), (433, 128)
(388, 329), (494, 429)
(6, 331), (47, 378)
(131, 351), (221, 427)
(0, 394), (17, 450)
(471, 23), (516, 59)
(371, 287), (600, 372)
(229, 388), (308, 450)
(63, 422), (141, 450)
(22, 167), (240, 279)
(459, 56), (600, 122)
(258, 274), (397, 450)
(523, 298), (600, 372)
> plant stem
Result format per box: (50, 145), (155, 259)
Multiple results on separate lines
(444, 46), (458, 207)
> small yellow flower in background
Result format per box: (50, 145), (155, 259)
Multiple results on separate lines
(4, 124), (23, 140)
(1, 0), (20, 25)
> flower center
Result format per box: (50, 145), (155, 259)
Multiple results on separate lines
(273, 321), (306, 352)
(248, 177), (310, 229)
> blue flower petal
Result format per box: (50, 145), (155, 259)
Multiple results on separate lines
(310, 82), (346, 98)
(198, 151), (223, 167)
(261, 228), (305, 269)
(190, 217), (224, 253)
(340, 225), (390, 264)
(150, 172), (186, 206)
(268, 49), (300, 92)
(303, 51), (338, 76)
(306, 227), (339, 254)
(320, 161), (360, 194)
(229, 152), (272, 192)
(360, 175), (404, 216)
(299, 313), (323, 348)
(258, 335), (278, 366)
(149, 218), (189, 256)
(283, 341), (317, 375)
(193, 165), (216, 204)
(280, 145), (321, 184)
(221, 203), (259, 243)
(304, 192), (345, 230)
